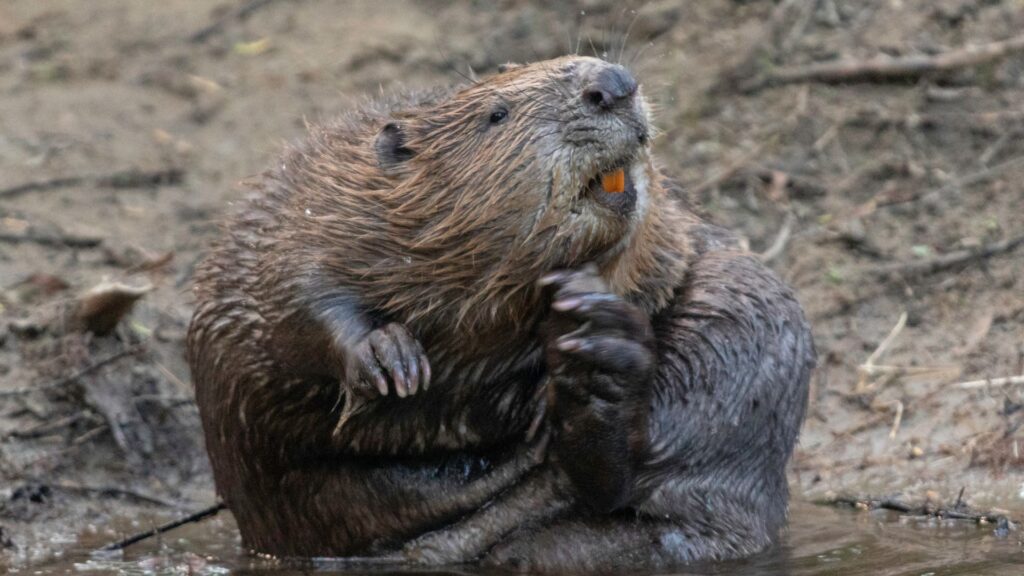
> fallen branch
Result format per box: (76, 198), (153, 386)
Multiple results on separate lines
(0, 231), (103, 248)
(856, 234), (1024, 280)
(848, 109), (1024, 136)
(845, 153), (1024, 213)
(189, 0), (290, 43)
(742, 33), (1024, 92)
(958, 375), (1024, 390)
(0, 176), (82, 199)
(0, 168), (183, 200)
(711, 0), (815, 93)
(0, 345), (145, 398)
(819, 494), (1015, 532)
(98, 502), (226, 552)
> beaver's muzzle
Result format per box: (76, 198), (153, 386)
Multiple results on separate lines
(585, 162), (638, 215)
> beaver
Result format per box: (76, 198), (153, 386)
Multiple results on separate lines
(187, 55), (815, 572)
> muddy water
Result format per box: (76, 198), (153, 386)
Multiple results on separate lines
(13, 501), (1023, 576)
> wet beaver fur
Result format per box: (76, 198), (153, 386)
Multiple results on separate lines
(187, 56), (815, 572)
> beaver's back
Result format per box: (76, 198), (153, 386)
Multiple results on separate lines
(189, 87), (454, 341)
(187, 85), (490, 482)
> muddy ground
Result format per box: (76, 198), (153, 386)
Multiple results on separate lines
(1, 0), (1023, 568)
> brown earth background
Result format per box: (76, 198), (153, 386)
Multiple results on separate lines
(1, 0), (1023, 567)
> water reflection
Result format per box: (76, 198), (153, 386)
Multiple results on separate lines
(23, 500), (1024, 576)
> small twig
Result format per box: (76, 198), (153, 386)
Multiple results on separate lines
(688, 143), (768, 197)
(749, 167), (829, 198)
(866, 312), (907, 367)
(953, 308), (995, 356)
(824, 495), (909, 514)
(856, 311), (907, 392)
(853, 314), (958, 394)
(859, 364), (960, 378)
(917, 154), (1024, 206)
(978, 130), (1016, 167)
(96, 168), (184, 190)
(760, 211), (796, 263)
(42, 481), (180, 508)
(0, 231), (104, 249)
(743, 33), (1024, 92)
(2, 412), (91, 440)
(98, 502), (226, 552)
(71, 425), (107, 446)
(153, 361), (190, 395)
(958, 375), (1024, 390)
(0, 345), (145, 398)
(189, 0), (289, 43)
(888, 400), (904, 440)
(132, 395), (194, 407)
(0, 168), (183, 200)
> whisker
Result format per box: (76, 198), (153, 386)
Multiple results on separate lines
(433, 31), (480, 87)
(627, 40), (656, 70)
(564, 16), (575, 56)
(618, 8), (642, 64)
(574, 10), (584, 56)
(587, 34), (599, 60)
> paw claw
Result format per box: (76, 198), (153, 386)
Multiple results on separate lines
(342, 322), (430, 399)
(539, 270), (570, 287)
(556, 338), (583, 352)
(551, 297), (583, 312)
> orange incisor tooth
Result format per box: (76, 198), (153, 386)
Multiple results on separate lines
(601, 169), (626, 194)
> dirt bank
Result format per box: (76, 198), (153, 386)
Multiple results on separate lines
(1, 0), (1023, 567)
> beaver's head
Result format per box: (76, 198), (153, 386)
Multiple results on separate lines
(309, 56), (671, 336)
(375, 56), (653, 267)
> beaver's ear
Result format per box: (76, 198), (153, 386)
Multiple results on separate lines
(497, 62), (522, 73)
(375, 122), (416, 168)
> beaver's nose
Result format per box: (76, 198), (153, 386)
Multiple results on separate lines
(582, 65), (638, 111)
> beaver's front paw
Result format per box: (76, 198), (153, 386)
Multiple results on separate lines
(539, 264), (654, 510)
(343, 323), (430, 398)
(540, 264), (654, 399)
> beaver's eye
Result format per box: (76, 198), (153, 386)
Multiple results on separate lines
(489, 108), (508, 125)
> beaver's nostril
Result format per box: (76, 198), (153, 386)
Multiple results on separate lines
(582, 65), (638, 112)
(585, 88), (613, 109)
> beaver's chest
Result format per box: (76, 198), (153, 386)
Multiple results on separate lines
(343, 342), (547, 454)
(428, 343), (546, 448)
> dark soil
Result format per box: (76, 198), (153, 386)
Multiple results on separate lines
(1, 0), (1023, 568)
